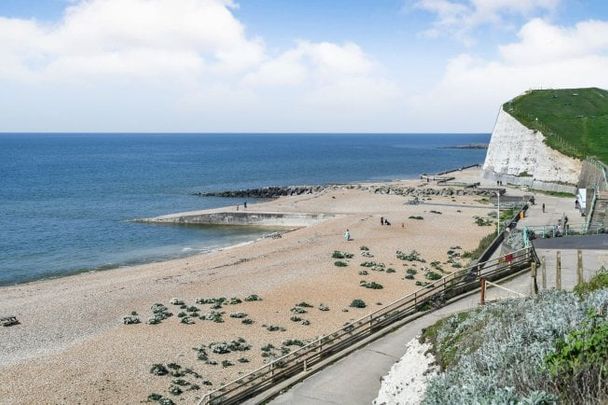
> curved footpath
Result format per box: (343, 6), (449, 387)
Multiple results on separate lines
(260, 247), (606, 405)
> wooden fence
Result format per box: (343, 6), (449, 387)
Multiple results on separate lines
(198, 247), (536, 405)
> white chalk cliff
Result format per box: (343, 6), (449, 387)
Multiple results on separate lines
(483, 108), (582, 184)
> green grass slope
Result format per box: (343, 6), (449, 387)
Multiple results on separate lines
(504, 87), (608, 163)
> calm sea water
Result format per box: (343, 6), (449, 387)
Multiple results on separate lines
(0, 133), (489, 285)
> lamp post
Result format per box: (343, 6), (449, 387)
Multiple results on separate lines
(496, 191), (501, 235)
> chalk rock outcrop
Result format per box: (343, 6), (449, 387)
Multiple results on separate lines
(483, 108), (582, 184)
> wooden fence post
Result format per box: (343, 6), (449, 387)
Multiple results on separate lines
(480, 277), (486, 305)
(556, 251), (562, 290)
(577, 250), (584, 285)
(530, 262), (538, 296)
(541, 256), (546, 290)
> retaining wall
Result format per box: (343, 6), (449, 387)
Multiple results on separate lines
(139, 211), (334, 227)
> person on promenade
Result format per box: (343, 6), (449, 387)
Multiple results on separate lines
(344, 229), (351, 241)
(236, 204), (239, 211)
(244, 201), (247, 209)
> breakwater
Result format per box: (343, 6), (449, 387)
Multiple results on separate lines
(139, 211), (335, 227)
(194, 185), (326, 199)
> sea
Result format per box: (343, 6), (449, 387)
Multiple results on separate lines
(0, 133), (489, 285)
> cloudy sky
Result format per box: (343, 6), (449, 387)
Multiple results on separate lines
(1, 0), (607, 132)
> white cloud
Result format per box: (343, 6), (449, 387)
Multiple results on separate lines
(407, 18), (608, 131)
(0, 0), (399, 131)
(411, 0), (560, 40)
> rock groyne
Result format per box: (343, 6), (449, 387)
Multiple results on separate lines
(194, 185), (326, 199)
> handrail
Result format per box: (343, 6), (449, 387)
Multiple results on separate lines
(197, 246), (535, 405)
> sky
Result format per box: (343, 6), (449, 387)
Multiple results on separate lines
(1, 0), (608, 133)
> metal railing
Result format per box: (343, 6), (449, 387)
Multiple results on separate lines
(198, 247), (536, 405)
(525, 223), (605, 239)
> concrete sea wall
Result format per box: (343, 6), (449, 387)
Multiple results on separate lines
(139, 211), (335, 227)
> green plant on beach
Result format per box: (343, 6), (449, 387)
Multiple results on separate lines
(332, 250), (354, 259)
(360, 281), (384, 289)
(350, 299), (367, 308)
(334, 260), (348, 267)
(409, 215), (424, 220)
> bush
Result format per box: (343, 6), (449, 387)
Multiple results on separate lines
(426, 271), (442, 281)
(334, 260), (348, 267)
(350, 299), (367, 308)
(421, 289), (608, 404)
(150, 364), (169, 376)
(396, 250), (426, 262)
(244, 294), (263, 302)
(461, 232), (496, 260)
(332, 250), (354, 259)
(360, 245), (370, 251)
(409, 216), (424, 220)
(358, 270), (369, 276)
(360, 281), (384, 289)
(386, 268), (396, 273)
(406, 268), (418, 275)
(319, 303), (330, 311)
(242, 318), (254, 325)
(122, 315), (140, 325)
(574, 267), (608, 296)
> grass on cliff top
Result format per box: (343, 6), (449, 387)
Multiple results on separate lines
(504, 87), (608, 163)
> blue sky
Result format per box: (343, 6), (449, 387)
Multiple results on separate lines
(0, 0), (607, 132)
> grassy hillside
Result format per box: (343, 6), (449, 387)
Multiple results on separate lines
(504, 87), (608, 163)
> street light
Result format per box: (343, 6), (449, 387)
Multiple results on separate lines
(495, 191), (501, 235)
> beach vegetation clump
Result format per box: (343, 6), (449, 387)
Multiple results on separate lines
(209, 338), (251, 354)
(168, 385), (183, 396)
(244, 294), (263, 302)
(180, 316), (194, 324)
(150, 303), (172, 323)
(332, 250), (354, 259)
(409, 215), (424, 220)
(296, 302), (313, 308)
(200, 310), (225, 323)
(186, 306), (199, 313)
(350, 299), (367, 308)
(238, 357), (250, 363)
(396, 250), (426, 262)
(473, 216), (493, 226)
(430, 210), (442, 214)
(290, 315), (302, 322)
(122, 314), (140, 325)
(169, 298), (184, 305)
(242, 318), (254, 325)
(334, 260), (348, 267)
(358, 270), (369, 276)
(425, 271), (442, 281)
(229, 312), (248, 319)
(360, 280), (384, 289)
(360, 245), (370, 251)
(177, 311), (187, 318)
(291, 306), (307, 314)
(319, 303), (330, 311)
(196, 297), (227, 305)
(150, 364), (169, 376)
(229, 297), (242, 305)
(301, 319), (311, 326)
(265, 324), (286, 332)
(283, 339), (306, 347)
(386, 267), (396, 273)
(221, 360), (234, 368)
(415, 280), (430, 287)
(361, 250), (374, 258)
(361, 261), (386, 271)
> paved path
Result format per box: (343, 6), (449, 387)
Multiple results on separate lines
(267, 248), (607, 405)
(534, 234), (608, 250)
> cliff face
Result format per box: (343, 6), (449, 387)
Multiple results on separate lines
(483, 108), (582, 185)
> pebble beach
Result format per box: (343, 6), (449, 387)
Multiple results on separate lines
(0, 168), (496, 404)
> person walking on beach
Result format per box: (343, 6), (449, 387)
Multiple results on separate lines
(380, 216), (384, 226)
(542, 203), (545, 213)
(344, 229), (351, 241)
